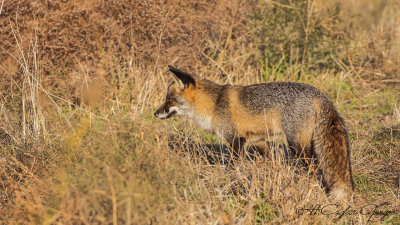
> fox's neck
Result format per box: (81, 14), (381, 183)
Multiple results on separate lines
(188, 81), (222, 131)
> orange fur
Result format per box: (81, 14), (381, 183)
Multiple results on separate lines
(295, 117), (314, 150)
(228, 89), (283, 139)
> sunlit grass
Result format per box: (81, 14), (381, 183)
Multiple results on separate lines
(0, 0), (399, 224)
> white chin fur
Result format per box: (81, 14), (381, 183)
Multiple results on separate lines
(157, 112), (170, 119)
(169, 106), (184, 116)
(157, 110), (176, 119)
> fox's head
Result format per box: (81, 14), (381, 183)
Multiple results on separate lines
(154, 65), (197, 119)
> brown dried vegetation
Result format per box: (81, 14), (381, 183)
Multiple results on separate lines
(0, 0), (399, 224)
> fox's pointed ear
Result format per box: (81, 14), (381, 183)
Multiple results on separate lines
(167, 81), (175, 92)
(168, 65), (196, 88)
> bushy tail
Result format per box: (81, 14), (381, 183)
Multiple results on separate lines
(313, 109), (354, 202)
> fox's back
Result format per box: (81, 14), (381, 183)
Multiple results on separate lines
(237, 82), (331, 113)
(233, 82), (339, 145)
(237, 82), (338, 125)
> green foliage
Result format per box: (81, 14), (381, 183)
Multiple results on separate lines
(254, 199), (279, 224)
(354, 175), (383, 193)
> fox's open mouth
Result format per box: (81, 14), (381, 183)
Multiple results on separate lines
(162, 110), (177, 119)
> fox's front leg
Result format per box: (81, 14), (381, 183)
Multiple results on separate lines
(229, 136), (246, 158)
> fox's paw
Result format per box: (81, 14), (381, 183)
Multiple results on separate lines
(328, 184), (354, 204)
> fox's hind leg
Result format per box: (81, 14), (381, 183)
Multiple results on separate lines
(229, 136), (246, 159)
(247, 140), (270, 158)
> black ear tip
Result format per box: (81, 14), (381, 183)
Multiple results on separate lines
(167, 65), (196, 86)
(168, 65), (182, 75)
(168, 65), (175, 71)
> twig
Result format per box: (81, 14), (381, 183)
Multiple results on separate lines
(0, 0), (5, 16)
(347, 55), (365, 82)
(378, 79), (400, 83)
(106, 166), (118, 225)
(73, 54), (89, 89)
(201, 51), (230, 80)
(153, 4), (170, 75)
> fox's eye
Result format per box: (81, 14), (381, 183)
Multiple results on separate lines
(169, 97), (180, 103)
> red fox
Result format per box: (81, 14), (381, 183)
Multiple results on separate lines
(154, 65), (354, 202)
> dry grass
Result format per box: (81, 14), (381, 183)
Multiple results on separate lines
(0, 0), (399, 224)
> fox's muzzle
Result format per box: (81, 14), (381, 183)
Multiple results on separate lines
(154, 103), (177, 119)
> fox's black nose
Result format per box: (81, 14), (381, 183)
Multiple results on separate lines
(154, 111), (158, 117)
